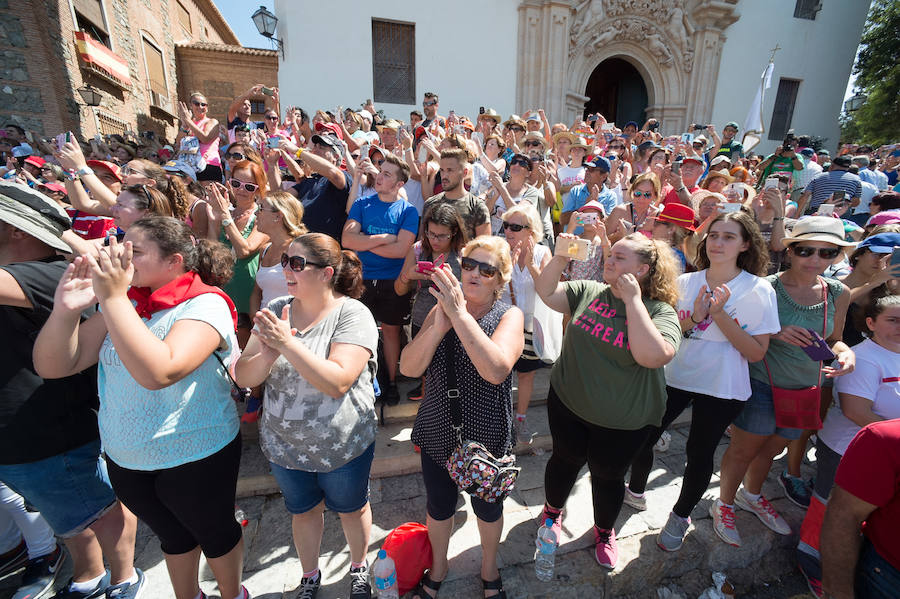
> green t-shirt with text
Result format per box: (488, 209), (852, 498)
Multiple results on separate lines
(549, 281), (681, 430)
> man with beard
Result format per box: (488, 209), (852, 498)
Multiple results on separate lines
(422, 148), (490, 239)
(421, 92), (445, 131)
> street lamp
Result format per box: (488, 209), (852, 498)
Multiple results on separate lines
(77, 85), (102, 107)
(843, 92), (866, 113)
(251, 6), (283, 59)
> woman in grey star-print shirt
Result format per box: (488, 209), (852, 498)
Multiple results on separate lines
(235, 232), (378, 595)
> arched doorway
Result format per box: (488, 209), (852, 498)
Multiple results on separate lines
(583, 58), (648, 125)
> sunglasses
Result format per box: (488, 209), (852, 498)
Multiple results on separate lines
(633, 191), (654, 198)
(265, 116), (279, 121)
(524, 141), (543, 147)
(508, 126), (525, 133)
(280, 253), (327, 272)
(191, 101), (208, 107)
(791, 245), (841, 259)
(230, 178), (259, 192)
(461, 256), (499, 278)
(510, 158), (531, 169)
(423, 100), (437, 107)
(502, 222), (529, 233)
(225, 152), (246, 161)
(608, 145), (625, 151)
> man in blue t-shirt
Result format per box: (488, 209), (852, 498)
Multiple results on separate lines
(562, 156), (617, 234)
(342, 154), (418, 404)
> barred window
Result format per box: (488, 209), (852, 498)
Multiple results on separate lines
(768, 78), (800, 141)
(372, 19), (415, 104)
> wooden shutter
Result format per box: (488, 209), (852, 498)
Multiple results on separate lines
(142, 39), (167, 96)
(73, 0), (107, 34)
(372, 19), (415, 104)
(768, 79), (800, 141)
(177, 1), (192, 33)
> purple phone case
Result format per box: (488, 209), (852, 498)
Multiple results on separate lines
(802, 329), (836, 361)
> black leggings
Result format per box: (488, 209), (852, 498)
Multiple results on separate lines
(106, 434), (242, 558)
(628, 386), (744, 519)
(544, 385), (653, 530)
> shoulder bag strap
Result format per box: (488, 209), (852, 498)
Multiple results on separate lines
(508, 282), (517, 306)
(444, 330), (463, 443)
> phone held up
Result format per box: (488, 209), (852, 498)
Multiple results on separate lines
(555, 237), (590, 261)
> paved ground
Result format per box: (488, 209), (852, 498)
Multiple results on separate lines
(0, 372), (820, 598)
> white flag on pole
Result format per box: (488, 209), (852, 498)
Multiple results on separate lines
(742, 62), (775, 152)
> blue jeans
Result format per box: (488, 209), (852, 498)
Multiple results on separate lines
(0, 440), (116, 537)
(857, 538), (900, 598)
(270, 443), (375, 514)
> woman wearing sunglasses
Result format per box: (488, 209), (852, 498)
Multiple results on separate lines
(500, 204), (551, 443)
(177, 92), (222, 183)
(235, 234), (378, 599)
(534, 231), (681, 569)
(714, 216), (854, 548)
(606, 171), (661, 243)
(206, 160), (270, 347)
(400, 236), (523, 599)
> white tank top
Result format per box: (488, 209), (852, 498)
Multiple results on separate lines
(256, 245), (290, 310)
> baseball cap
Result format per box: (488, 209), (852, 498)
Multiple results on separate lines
(799, 148), (815, 158)
(857, 232), (900, 253)
(866, 210), (900, 227)
(579, 200), (605, 215)
(525, 114), (541, 123)
(24, 156), (45, 169)
(623, 121), (639, 129)
(831, 155), (852, 168)
(817, 149), (830, 156)
(163, 160), (197, 182)
(683, 156), (706, 167)
(314, 122), (344, 140)
(585, 156), (611, 172)
(86, 160), (123, 182)
(709, 155), (731, 168)
(0, 181), (72, 253)
(724, 121), (740, 130)
(311, 133), (343, 155)
(36, 182), (67, 195)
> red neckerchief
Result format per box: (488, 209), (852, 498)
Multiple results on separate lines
(127, 271), (237, 330)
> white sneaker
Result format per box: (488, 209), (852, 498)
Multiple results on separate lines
(709, 499), (742, 547)
(734, 489), (792, 535)
(622, 486), (647, 511)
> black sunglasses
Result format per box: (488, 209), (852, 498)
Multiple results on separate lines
(524, 141), (543, 147)
(230, 178), (259, 192)
(461, 256), (499, 278)
(191, 100), (208, 107)
(265, 116), (279, 121)
(791, 245), (841, 259)
(502, 222), (529, 233)
(225, 152), (246, 161)
(508, 126), (525, 133)
(423, 100), (437, 107)
(281, 253), (327, 272)
(510, 158), (531, 169)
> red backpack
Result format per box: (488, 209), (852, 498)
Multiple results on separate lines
(381, 522), (433, 594)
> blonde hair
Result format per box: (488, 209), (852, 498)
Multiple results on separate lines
(266, 191), (307, 238)
(622, 233), (679, 307)
(501, 202), (543, 242)
(461, 235), (513, 297)
(631, 171), (661, 199)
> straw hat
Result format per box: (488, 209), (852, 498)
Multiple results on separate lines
(782, 216), (856, 248)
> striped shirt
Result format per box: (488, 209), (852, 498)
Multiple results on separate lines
(803, 170), (862, 210)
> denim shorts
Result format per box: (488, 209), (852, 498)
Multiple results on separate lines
(270, 442), (375, 514)
(0, 440), (116, 537)
(732, 378), (803, 440)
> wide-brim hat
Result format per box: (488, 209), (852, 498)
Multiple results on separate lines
(376, 119), (401, 132)
(0, 181), (72, 253)
(782, 215), (856, 248)
(523, 131), (548, 147)
(656, 202), (697, 231)
(552, 131), (576, 145)
(478, 108), (502, 124)
(570, 137), (592, 150)
(705, 170), (735, 185)
(503, 115), (526, 129)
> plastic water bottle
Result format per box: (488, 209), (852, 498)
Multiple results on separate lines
(534, 518), (557, 582)
(234, 506), (248, 527)
(372, 549), (399, 598)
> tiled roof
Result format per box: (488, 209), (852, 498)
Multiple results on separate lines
(175, 42), (278, 57)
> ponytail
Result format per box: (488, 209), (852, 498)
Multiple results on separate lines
(293, 233), (365, 298)
(335, 250), (364, 299)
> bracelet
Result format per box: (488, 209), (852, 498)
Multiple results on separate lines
(295, 148), (304, 159)
(690, 313), (703, 324)
(221, 217), (234, 228)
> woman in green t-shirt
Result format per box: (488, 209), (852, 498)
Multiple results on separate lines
(534, 233), (682, 570)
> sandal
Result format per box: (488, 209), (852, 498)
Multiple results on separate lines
(482, 576), (507, 599)
(412, 572), (442, 599)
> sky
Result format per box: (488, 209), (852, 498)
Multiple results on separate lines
(213, 0), (275, 48)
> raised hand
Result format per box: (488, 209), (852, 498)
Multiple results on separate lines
(707, 284), (731, 316)
(428, 266), (466, 323)
(252, 304), (297, 352)
(87, 236), (133, 300)
(614, 272), (642, 302)
(54, 257), (97, 313)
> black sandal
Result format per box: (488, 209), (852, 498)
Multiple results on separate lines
(412, 572), (442, 599)
(482, 576), (507, 599)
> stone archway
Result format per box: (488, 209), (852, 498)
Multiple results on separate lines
(583, 57), (649, 125)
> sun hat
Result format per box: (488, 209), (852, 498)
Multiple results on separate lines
(656, 203), (697, 231)
(478, 108), (502, 125)
(0, 181), (72, 253)
(782, 216), (856, 248)
(523, 131), (548, 147)
(503, 115), (526, 129)
(552, 131), (576, 145)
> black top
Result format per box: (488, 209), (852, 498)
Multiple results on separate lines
(293, 171), (353, 241)
(0, 258), (100, 464)
(411, 301), (514, 465)
(227, 116), (262, 131)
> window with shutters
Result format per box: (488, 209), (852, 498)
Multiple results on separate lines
(250, 100), (267, 115)
(73, 0), (110, 47)
(176, 1), (192, 36)
(141, 36), (169, 109)
(793, 0), (821, 20)
(768, 78), (800, 141)
(372, 19), (415, 105)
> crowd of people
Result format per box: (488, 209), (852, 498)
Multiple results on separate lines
(1, 85), (899, 599)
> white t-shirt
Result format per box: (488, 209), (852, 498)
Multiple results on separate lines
(557, 164), (586, 206)
(500, 243), (551, 331)
(665, 270), (781, 400)
(819, 339), (900, 455)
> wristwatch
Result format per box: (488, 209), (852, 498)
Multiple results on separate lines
(221, 218), (234, 228)
(75, 166), (94, 178)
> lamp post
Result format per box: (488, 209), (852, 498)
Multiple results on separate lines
(843, 91), (866, 113)
(77, 84), (102, 135)
(251, 5), (283, 59)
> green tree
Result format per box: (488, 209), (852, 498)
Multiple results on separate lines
(841, 0), (900, 145)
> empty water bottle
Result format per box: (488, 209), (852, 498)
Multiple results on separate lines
(234, 506), (248, 527)
(534, 518), (557, 582)
(372, 549), (399, 598)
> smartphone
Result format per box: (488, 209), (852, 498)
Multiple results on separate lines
(357, 144), (369, 162)
(479, 106), (485, 115)
(672, 155), (683, 175)
(267, 137), (280, 150)
(576, 213), (598, 225)
(418, 146), (429, 163)
(601, 123), (615, 131)
(724, 183), (744, 202)
(681, 133), (695, 144)
(764, 176), (780, 190)
(55, 133), (67, 151)
(555, 237), (590, 261)
(831, 190), (846, 202)
(261, 86), (274, 96)
(721, 203), (742, 213)
(449, 110), (456, 119)
(416, 253), (445, 274)
(802, 330), (837, 362)
(816, 204), (835, 216)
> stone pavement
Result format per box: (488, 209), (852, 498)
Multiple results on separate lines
(0, 370), (819, 599)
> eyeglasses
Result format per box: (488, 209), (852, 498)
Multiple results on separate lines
(257, 202), (279, 213)
(423, 100), (437, 107)
(230, 178), (259, 192)
(265, 116), (279, 121)
(281, 253), (327, 272)
(121, 165), (148, 177)
(225, 152), (246, 161)
(510, 158), (531, 169)
(426, 230), (452, 241)
(508, 126), (525, 133)
(502, 222), (529, 233)
(191, 101), (208, 107)
(524, 141), (543, 147)
(633, 191), (654, 198)
(461, 256), (499, 278)
(791, 245), (841, 259)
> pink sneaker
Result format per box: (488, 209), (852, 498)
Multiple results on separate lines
(593, 526), (618, 569)
(539, 504), (563, 542)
